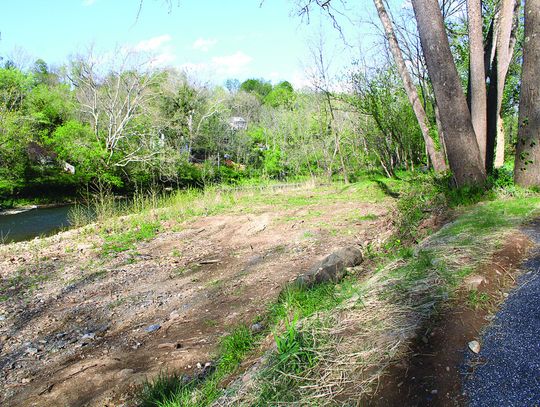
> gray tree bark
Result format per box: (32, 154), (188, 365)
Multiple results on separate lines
(411, 0), (486, 186)
(373, 0), (447, 173)
(514, 0), (540, 186)
(467, 0), (487, 167)
(486, 0), (520, 170)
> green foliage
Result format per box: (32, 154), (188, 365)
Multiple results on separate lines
(0, 67), (34, 111)
(218, 325), (257, 371)
(101, 221), (160, 256)
(26, 83), (74, 132)
(262, 147), (284, 178)
(239, 78), (272, 99)
(264, 81), (295, 109)
(269, 282), (346, 322)
(273, 317), (317, 374)
(468, 290), (491, 310)
(138, 371), (198, 407)
(45, 120), (107, 183)
(348, 67), (426, 176)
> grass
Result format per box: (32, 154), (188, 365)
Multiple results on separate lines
(136, 190), (540, 406)
(138, 325), (259, 407)
(101, 221), (161, 256)
(468, 290), (491, 310)
(4, 172), (537, 405)
(136, 280), (358, 407)
(63, 177), (398, 261)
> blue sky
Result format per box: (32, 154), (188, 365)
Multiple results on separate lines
(0, 0), (392, 87)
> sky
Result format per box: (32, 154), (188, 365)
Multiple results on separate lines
(0, 0), (393, 88)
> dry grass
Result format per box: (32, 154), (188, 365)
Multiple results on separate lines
(212, 197), (540, 406)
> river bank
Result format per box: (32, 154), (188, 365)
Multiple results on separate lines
(0, 180), (396, 406)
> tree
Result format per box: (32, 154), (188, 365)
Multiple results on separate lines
(373, 0), (447, 173)
(68, 49), (160, 170)
(239, 78), (273, 100)
(308, 37), (349, 182)
(514, 0), (540, 186)
(224, 78), (240, 93)
(486, 0), (521, 170)
(467, 0), (487, 167)
(411, 0), (486, 186)
(264, 81), (296, 109)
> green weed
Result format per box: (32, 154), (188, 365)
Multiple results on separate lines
(468, 290), (491, 310)
(101, 221), (160, 256)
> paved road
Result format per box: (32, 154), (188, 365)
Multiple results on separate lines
(462, 221), (540, 407)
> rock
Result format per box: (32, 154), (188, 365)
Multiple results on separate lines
(81, 333), (95, 341)
(116, 368), (134, 378)
(431, 389), (438, 395)
(21, 378), (31, 384)
(250, 322), (264, 334)
(464, 275), (486, 290)
(295, 246), (363, 286)
(26, 347), (38, 355)
(145, 324), (161, 333)
(468, 340), (481, 354)
(0, 315), (6, 321)
(169, 311), (180, 320)
(196, 362), (202, 369)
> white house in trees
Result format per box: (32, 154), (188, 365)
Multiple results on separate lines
(229, 116), (247, 131)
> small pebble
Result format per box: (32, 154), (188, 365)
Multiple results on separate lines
(468, 340), (481, 354)
(145, 324), (161, 333)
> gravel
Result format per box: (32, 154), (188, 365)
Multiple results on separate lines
(463, 223), (540, 407)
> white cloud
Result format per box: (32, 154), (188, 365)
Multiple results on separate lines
(82, 0), (96, 6)
(135, 35), (172, 52)
(192, 38), (217, 52)
(291, 70), (312, 90)
(129, 35), (176, 67)
(211, 51), (253, 75)
(150, 51), (177, 67)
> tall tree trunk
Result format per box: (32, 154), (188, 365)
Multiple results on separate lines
(373, 0), (447, 173)
(434, 101), (448, 162)
(411, 0), (486, 186)
(514, 0), (540, 186)
(468, 0), (487, 167)
(486, 0), (520, 170)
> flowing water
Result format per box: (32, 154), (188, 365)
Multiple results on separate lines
(0, 205), (73, 244)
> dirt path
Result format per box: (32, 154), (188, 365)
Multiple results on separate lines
(369, 228), (534, 406)
(0, 183), (394, 406)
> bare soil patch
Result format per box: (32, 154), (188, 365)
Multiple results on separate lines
(368, 231), (533, 407)
(0, 184), (394, 406)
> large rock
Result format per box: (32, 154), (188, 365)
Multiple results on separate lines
(295, 246), (363, 287)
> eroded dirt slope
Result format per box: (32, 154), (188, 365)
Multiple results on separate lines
(0, 183), (395, 406)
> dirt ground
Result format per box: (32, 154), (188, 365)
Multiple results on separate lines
(368, 231), (533, 407)
(0, 184), (395, 406)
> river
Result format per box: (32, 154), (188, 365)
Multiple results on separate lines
(0, 205), (73, 244)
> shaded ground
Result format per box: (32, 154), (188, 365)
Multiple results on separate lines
(0, 183), (394, 406)
(368, 230), (533, 406)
